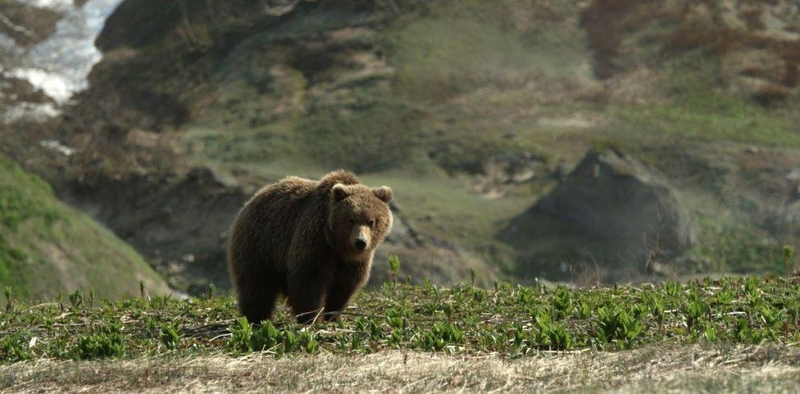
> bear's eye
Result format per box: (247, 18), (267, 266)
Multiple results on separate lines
(368, 219), (376, 227)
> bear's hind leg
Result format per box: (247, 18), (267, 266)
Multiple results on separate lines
(235, 267), (282, 323)
(238, 287), (279, 324)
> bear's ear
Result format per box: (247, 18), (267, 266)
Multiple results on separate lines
(373, 186), (393, 204)
(332, 184), (350, 202)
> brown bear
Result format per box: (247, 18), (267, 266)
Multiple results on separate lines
(227, 170), (393, 324)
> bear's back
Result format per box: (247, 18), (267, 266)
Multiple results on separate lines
(247, 176), (318, 225)
(231, 171), (362, 256)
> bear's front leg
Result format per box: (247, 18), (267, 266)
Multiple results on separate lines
(323, 287), (355, 322)
(324, 262), (370, 321)
(287, 258), (334, 324)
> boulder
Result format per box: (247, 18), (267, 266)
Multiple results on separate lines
(538, 149), (696, 253)
(502, 149), (697, 281)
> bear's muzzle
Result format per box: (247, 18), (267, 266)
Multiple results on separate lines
(353, 225), (371, 251)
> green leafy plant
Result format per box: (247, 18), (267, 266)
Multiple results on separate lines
(784, 245), (796, 279)
(389, 254), (401, 285)
(140, 280), (147, 300)
(596, 305), (644, 349)
(552, 286), (573, 320)
(416, 321), (464, 352)
(252, 321), (282, 352)
(682, 297), (709, 332)
(4, 286), (12, 313)
(704, 326), (718, 342)
(227, 317), (254, 353)
(470, 268), (477, 288)
(72, 323), (125, 360)
(0, 333), (31, 362)
(4, 276), (800, 363)
(159, 323), (181, 350)
(68, 289), (84, 309)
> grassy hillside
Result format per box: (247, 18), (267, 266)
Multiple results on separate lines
(177, 1), (800, 171)
(3, 0), (798, 289)
(0, 156), (170, 300)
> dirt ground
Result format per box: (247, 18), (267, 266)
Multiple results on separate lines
(2, 343), (800, 393)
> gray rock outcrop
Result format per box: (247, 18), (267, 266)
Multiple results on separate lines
(502, 149), (697, 281)
(537, 149), (696, 254)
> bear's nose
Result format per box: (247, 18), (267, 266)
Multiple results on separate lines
(354, 238), (368, 251)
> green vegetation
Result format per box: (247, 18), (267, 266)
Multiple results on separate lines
(690, 217), (791, 276)
(0, 156), (170, 300)
(298, 100), (428, 173)
(607, 54), (800, 149)
(3, 273), (800, 364)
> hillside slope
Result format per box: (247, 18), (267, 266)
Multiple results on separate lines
(0, 155), (170, 300)
(2, 0), (799, 289)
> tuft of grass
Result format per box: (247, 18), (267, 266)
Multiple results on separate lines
(784, 245), (796, 278)
(4, 287), (12, 313)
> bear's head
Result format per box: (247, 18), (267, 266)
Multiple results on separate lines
(329, 183), (393, 259)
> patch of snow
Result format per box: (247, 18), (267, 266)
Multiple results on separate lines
(3, 0), (123, 120)
(16, 0), (72, 12)
(39, 139), (76, 156)
(4, 101), (61, 121)
(7, 67), (77, 103)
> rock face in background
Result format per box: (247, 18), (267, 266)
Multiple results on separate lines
(0, 2), (61, 46)
(502, 150), (697, 281)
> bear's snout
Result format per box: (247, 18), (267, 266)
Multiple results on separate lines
(353, 225), (371, 251)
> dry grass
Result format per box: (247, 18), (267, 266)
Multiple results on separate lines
(2, 344), (800, 393)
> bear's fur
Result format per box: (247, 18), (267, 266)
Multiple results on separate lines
(227, 170), (393, 324)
